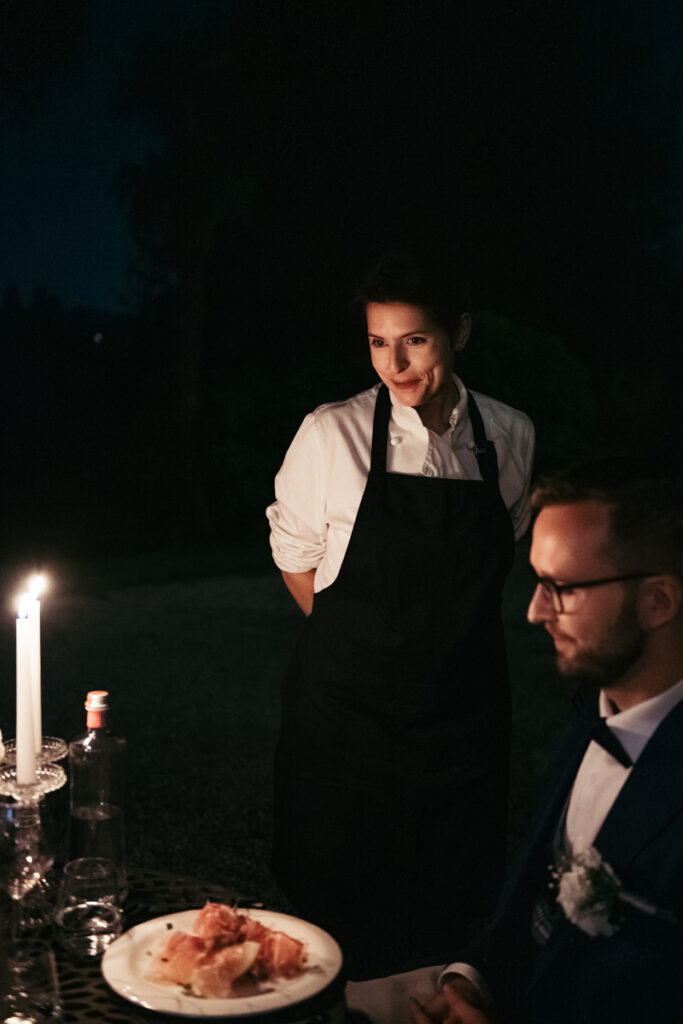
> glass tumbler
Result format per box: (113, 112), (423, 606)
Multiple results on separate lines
(54, 856), (122, 959)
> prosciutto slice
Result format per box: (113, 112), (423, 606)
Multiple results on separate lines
(190, 941), (261, 997)
(253, 930), (308, 979)
(194, 902), (269, 946)
(154, 931), (206, 986)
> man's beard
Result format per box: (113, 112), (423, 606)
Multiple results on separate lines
(555, 601), (645, 688)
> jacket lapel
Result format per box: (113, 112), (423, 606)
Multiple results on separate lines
(487, 709), (590, 953)
(595, 694), (683, 867)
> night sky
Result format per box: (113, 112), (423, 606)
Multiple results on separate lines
(1, 0), (219, 310)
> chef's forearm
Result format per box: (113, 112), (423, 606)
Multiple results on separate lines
(281, 570), (316, 616)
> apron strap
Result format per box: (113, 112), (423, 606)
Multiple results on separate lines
(371, 384), (392, 471)
(467, 392), (500, 484)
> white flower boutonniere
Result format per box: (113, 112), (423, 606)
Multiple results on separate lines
(553, 846), (679, 938)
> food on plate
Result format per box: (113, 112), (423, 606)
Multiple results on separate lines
(149, 902), (308, 997)
(155, 931), (261, 994)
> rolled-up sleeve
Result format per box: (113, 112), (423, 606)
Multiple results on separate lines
(505, 414), (535, 541)
(485, 405), (535, 542)
(266, 413), (328, 573)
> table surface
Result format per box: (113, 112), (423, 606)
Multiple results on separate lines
(52, 865), (347, 1024)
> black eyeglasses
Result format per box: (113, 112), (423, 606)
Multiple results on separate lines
(531, 572), (659, 614)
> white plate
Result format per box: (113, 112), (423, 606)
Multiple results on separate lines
(101, 907), (343, 1018)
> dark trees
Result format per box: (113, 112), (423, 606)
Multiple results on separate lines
(3, 0), (670, 555)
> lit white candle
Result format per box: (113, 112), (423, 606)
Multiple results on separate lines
(27, 574), (44, 754)
(16, 593), (36, 785)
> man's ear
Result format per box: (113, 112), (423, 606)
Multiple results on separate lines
(638, 574), (683, 630)
(453, 313), (472, 353)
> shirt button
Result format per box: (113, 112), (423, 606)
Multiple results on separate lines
(390, 435), (403, 447)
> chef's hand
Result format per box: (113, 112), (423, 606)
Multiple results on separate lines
(281, 569), (315, 616)
(409, 975), (495, 1024)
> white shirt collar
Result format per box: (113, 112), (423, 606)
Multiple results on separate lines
(387, 373), (469, 436)
(449, 373), (468, 430)
(599, 676), (683, 763)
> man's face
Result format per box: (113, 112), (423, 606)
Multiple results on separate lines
(527, 501), (644, 687)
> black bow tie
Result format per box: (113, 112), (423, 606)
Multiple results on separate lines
(572, 690), (633, 768)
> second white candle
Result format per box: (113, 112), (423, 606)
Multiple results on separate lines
(16, 594), (36, 785)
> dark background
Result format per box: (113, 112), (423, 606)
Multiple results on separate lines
(1, 0), (681, 908)
(1, 0), (681, 562)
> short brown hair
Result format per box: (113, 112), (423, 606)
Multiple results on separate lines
(531, 458), (683, 577)
(356, 250), (471, 338)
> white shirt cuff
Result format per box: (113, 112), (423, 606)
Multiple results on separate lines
(439, 963), (493, 1008)
(266, 502), (326, 573)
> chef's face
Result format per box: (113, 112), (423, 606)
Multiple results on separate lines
(527, 501), (644, 687)
(366, 302), (463, 412)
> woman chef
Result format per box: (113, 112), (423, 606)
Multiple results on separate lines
(266, 252), (535, 981)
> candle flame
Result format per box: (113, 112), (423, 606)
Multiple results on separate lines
(17, 593), (31, 619)
(29, 574), (45, 598)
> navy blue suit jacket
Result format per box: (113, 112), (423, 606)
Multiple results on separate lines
(472, 690), (683, 1024)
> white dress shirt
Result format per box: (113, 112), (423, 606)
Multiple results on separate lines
(564, 676), (683, 852)
(266, 376), (535, 591)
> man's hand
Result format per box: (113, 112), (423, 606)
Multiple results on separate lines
(409, 975), (495, 1024)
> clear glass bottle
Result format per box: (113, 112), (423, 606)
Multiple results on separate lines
(67, 691), (127, 897)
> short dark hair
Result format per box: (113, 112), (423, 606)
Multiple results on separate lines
(531, 458), (683, 577)
(356, 250), (471, 337)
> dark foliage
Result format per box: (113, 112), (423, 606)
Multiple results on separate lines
(0, 0), (87, 124)
(1, 1), (680, 556)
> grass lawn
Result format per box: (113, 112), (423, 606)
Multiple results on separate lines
(0, 538), (572, 911)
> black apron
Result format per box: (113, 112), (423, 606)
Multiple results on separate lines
(273, 385), (515, 979)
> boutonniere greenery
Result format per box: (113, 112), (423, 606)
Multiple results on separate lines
(552, 846), (679, 938)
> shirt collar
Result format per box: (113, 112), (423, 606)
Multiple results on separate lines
(448, 373), (468, 431)
(599, 676), (683, 763)
(386, 373), (468, 436)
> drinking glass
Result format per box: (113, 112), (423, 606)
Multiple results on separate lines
(0, 798), (56, 936)
(0, 938), (63, 1024)
(54, 856), (122, 958)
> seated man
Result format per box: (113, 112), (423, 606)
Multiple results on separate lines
(410, 459), (683, 1024)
